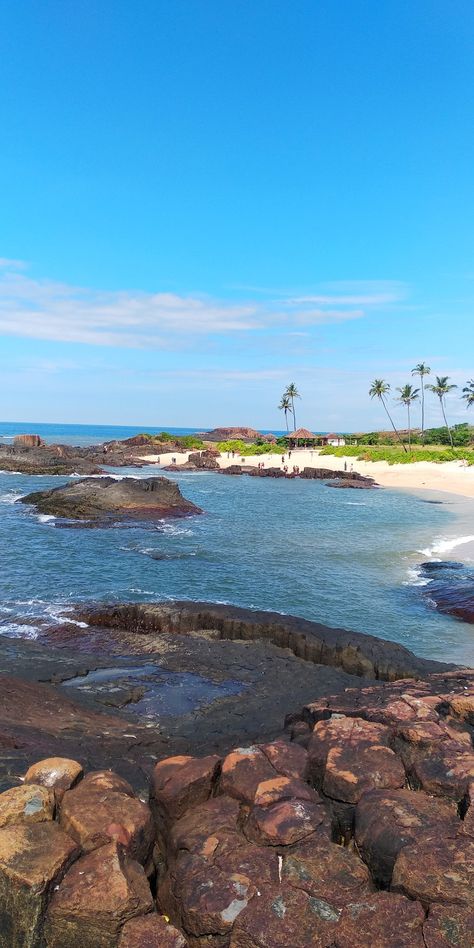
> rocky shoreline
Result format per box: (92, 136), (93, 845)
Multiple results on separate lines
(0, 661), (472, 946)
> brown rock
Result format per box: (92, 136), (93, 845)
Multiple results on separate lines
(177, 859), (257, 938)
(308, 716), (393, 787)
(81, 770), (135, 796)
(260, 740), (308, 780)
(230, 883), (340, 947)
(246, 798), (331, 847)
(448, 694), (474, 725)
(170, 795), (241, 856)
(44, 842), (153, 947)
(13, 434), (44, 448)
(0, 821), (78, 947)
(220, 747), (276, 804)
(423, 903), (474, 947)
(283, 835), (373, 908)
(334, 892), (425, 947)
(150, 755), (221, 824)
(413, 749), (474, 801)
(253, 775), (318, 808)
(0, 784), (54, 827)
(392, 834), (474, 907)
(24, 757), (83, 802)
(323, 742), (405, 804)
(355, 788), (459, 885)
(160, 839), (278, 935)
(118, 913), (186, 947)
(60, 780), (153, 864)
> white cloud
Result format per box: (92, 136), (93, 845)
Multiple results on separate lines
(0, 260), (406, 349)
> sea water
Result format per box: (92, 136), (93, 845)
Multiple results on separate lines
(1, 437), (474, 665)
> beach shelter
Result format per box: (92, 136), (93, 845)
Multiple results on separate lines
(286, 427), (318, 447)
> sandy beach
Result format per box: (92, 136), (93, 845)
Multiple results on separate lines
(138, 448), (474, 499)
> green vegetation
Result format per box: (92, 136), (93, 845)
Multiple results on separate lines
(217, 439), (285, 456)
(320, 444), (474, 465)
(137, 431), (205, 449)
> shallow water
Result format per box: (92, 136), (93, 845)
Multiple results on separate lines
(1, 463), (474, 665)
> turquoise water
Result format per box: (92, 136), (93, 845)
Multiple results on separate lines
(1, 457), (473, 665)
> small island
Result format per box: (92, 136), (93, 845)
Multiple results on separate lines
(19, 476), (202, 525)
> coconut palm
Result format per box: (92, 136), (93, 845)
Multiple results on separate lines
(278, 394), (293, 433)
(396, 384), (420, 449)
(462, 380), (474, 408)
(411, 363), (431, 440)
(427, 376), (458, 447)
(369, 379), (407, 451)
(285, 383), (301, 431)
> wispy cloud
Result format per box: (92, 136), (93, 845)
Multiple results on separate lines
(0, 260), (406, 349)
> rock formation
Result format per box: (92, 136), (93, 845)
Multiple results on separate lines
(19, 477), (202, 525)
(0, 668), (472, 945)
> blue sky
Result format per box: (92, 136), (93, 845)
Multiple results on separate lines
(1, 0), (473, 430)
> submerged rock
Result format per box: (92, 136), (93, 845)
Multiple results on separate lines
(418, 560), (474, 624)
(19, 476), (202, 525)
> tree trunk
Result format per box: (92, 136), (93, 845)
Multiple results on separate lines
(284, 410), (289, 433)
(421, 379), (425, 440)
(408, 404), (411, 449)
(381, 396), (407, 452)
(291, 397), (296, 431)
(441, 398), (453, 447)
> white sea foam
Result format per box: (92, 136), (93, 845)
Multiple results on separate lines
(0, 623), (40, 640)
(37, 513), (56, 524)
(403, 567), (433, 587)
(0, 491), (23, 504)
(419, 535), (474, 557)
(343, 502), (367, 506)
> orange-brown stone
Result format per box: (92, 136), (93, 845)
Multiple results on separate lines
(220, 746), (276, 804)
(24, 757), (83, 803)
(60, 780), (153, 863)
(392, 834), (474, 907)
(118, 913), (186, 947)
(150, 754), (220, 823)
(0, 821), (78, 947)
(355, 788), (459, 885)
(0, 784), (54, 828)
(282, 835), (373, 908)
(246, 798), (331, 847)
(44, 842), (153, 947)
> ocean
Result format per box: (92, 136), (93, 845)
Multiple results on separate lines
(1, 422), (473, 666)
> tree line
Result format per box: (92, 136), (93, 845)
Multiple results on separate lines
(369, 365), (474, 450)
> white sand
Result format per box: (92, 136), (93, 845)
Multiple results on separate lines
(137, 448), (474, 499)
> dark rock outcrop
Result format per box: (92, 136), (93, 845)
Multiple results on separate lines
(19, 477), (202, 525)
(79, 600), (450, 681)
(418, 560), (474, 624)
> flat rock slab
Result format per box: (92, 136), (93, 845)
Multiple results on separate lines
(392, 834), (474, 907)
(19, 476), (202, 525)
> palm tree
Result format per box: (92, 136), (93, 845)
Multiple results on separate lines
(369, 379), (407, 451)
(427, 376), (458, 447)
(285, 383), (301, 431)
(396, 384), (420, 449)
(462, 380), (474, 408)
(411, 363), (431, 440)
(278, 394), (293, 433)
